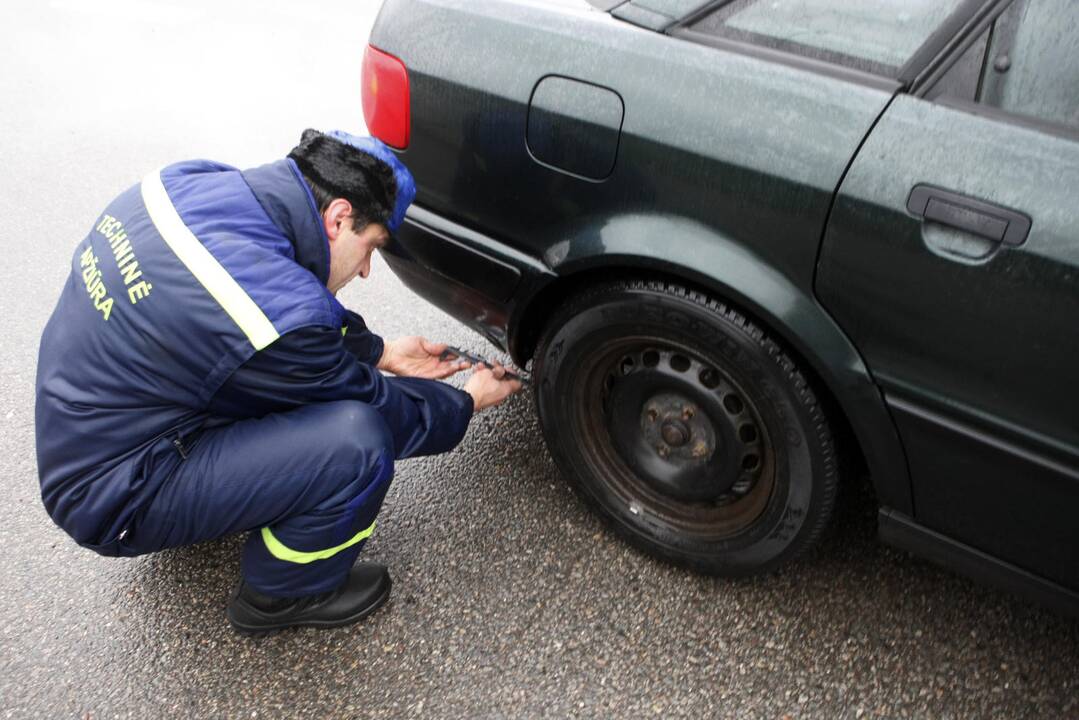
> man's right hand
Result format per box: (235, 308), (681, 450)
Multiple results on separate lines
(464, 362), (522, 411)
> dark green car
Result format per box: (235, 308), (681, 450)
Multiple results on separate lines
(365, 0), (1078, 612)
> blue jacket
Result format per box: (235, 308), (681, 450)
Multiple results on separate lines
(36, 158), (473, 551)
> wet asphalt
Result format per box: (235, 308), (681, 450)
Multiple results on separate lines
(1, 1), (1077, 718)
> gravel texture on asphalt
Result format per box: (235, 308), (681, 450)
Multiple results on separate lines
(1, 1), (1076, 718)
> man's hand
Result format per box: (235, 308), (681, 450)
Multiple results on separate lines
(464, 362), (522, 411)
(378, 336), (470, 379)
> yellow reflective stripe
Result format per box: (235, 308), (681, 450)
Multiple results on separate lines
(341, 326), (348, 336)
(140, 170), (280, 350)
(260, 523), (376, 564)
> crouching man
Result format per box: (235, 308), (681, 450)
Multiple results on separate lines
(35, 129), (519, 633)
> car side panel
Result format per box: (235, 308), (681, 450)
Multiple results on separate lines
(372, 0), (894, 291)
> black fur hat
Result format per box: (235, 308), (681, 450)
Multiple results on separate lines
(288, 128), (397, 228)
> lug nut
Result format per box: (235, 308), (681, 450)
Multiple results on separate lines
(683, 407), (694, 420)
(646, 407), (658, 422)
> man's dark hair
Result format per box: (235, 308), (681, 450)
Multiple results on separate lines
(288, 129), (397, 232)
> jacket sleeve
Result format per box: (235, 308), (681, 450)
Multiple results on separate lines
(207, 325), (473, 459)
(341, 309), (385, 366)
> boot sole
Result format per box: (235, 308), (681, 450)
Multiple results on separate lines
(228, 576), (392, 636)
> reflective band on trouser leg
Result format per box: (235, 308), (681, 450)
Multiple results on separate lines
(260, 522), (376, 564)
(140, 170), (280, 350)
(242, 443), (394, 596)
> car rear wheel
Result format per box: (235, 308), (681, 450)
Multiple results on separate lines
(534, 280), (838, 575)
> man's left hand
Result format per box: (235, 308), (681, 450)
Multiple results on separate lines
(378, 336), (470, 379)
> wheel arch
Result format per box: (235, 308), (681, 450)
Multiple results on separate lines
(510, 217), (913, 514)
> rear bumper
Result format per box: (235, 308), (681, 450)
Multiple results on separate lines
(381, 205), (554, 353)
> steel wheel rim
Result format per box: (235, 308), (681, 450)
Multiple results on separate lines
(573, 335), (777, 540)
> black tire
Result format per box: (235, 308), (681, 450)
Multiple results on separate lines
(534, 280), (838, 576)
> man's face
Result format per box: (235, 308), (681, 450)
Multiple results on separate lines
(324, 200), (390, 294)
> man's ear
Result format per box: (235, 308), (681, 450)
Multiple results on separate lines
(322, 198), (353, 241)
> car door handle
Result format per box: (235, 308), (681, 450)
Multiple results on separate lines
(907, 185), (1031, 247)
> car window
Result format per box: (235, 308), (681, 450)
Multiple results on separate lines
(690, 0), (967, 75)
(927, 0), (1079, 134)
(926, 26), (991, 103)
(980, 0), (1079, 131)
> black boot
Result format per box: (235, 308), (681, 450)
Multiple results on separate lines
(227, 563), (391, 634)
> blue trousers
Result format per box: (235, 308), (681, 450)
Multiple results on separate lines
(124, 401), (395, 597)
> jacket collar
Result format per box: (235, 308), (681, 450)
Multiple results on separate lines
(241, 158), (331, 285)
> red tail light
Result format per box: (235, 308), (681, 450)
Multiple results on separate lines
(362, 45), (410, 149)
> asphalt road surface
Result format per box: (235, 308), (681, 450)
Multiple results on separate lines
(1, 1), (1076, 718)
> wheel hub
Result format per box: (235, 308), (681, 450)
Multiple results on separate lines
(642, 394), (713, 460)
(660, 419), (689, 447)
